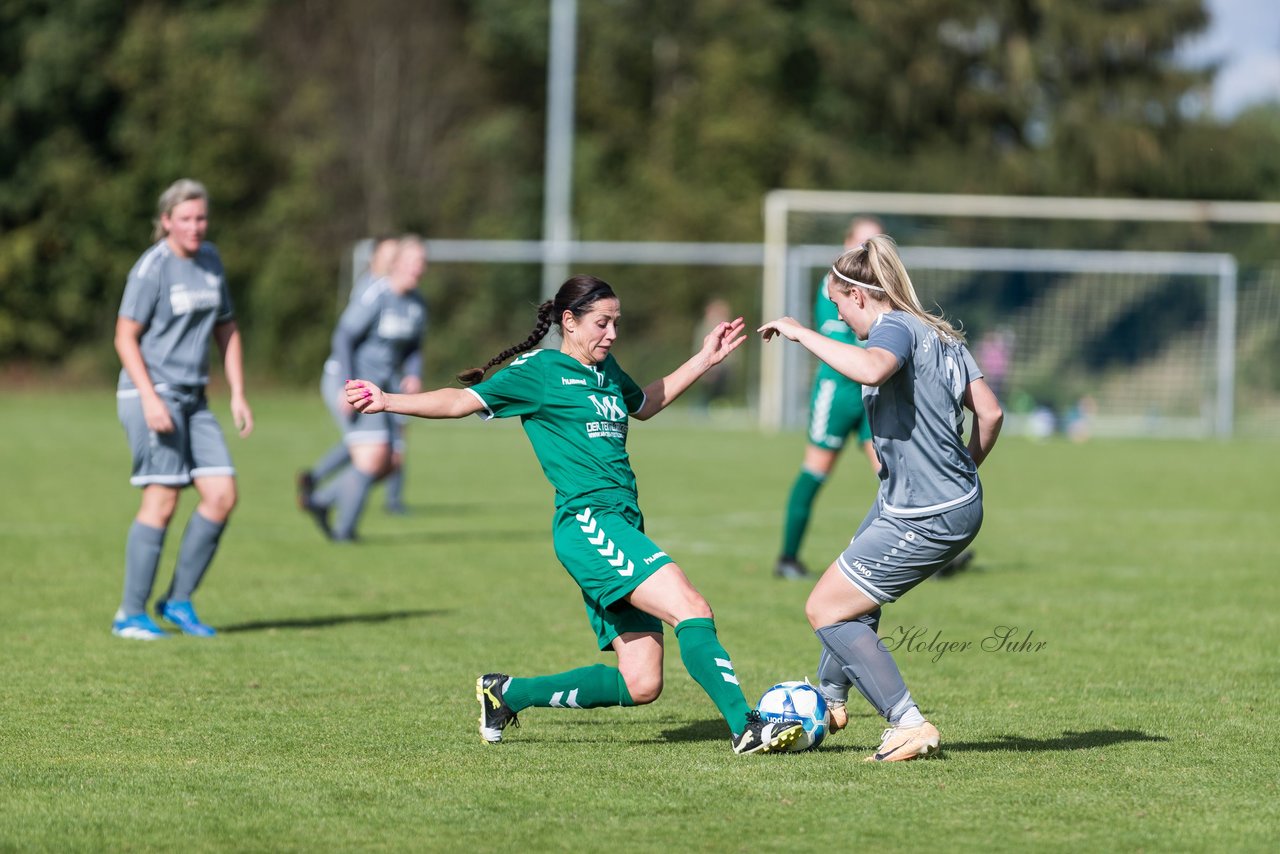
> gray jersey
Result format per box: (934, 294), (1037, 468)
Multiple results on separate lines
(349, 271), (384, 304)
(117, 241), (233, 390)
(329, 280), (426, 386)
(864, 311), (983, 518)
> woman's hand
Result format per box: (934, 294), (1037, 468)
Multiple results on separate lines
(230, 393), (254, 438)
(757, 316), (805, 343)
(699, 316), (747, 368)
(141, 393), (175, 433)
(346, 379), (387, 414)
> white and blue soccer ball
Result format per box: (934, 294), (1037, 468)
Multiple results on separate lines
(756, 679), (830, 752)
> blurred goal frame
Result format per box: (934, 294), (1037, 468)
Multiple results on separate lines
(761, 190), (1280, 437)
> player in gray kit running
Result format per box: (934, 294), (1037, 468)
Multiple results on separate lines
(295, 236), (416, 515)
(112, 179), (254, 640)
(299, 236), (426, 541)
(759, 234), (1003, 761)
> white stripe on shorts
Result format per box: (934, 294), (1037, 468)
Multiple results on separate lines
(191, 466), (236, 479)
(131, 474), (191, 487)
(344, 430), (392, 445)
(809, 380), (835, 444)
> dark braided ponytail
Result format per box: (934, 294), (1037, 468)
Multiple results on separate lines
(457, 275), (617, 386)
(457, 300), (555, 386)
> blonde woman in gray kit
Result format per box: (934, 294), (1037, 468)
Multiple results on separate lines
(759, 234), (1003, 762)
(112, 179), (253, 640)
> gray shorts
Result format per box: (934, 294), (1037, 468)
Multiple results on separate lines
(117, 384), (235, 487)
(836, 493), (983, 604)
(322, 362), (401, 449)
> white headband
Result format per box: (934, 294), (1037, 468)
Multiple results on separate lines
(829, 266), (885, 292)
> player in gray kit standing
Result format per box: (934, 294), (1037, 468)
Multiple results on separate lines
(759, 234), (1003, 761)
(112, 179), (253, 640)
(299, 236), (426, 541)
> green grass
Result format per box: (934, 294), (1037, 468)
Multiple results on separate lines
(2, 391), (1277, 852)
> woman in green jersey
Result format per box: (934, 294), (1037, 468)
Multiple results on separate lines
(347, 275), (803, 755)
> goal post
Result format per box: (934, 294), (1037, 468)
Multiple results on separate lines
(762, 190), (1280, 438)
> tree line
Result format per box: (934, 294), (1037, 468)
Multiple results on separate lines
(3, 0), (1277, 384)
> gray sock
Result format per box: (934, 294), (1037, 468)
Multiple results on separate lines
(311, 464), (348, 509)
(815, 609), (881, 705)
(121, 521), (166, 616)
(384, 463), (405, 509)
(310, 442), (351, 484)
(815, 619), (910, 721)
(163, 511), (226, 603)
(817, 649), (851, 705)
(333, 468), (377, 540)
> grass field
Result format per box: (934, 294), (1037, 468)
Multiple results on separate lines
(2, 391), (1277, 852)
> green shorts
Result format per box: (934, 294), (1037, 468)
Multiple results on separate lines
(807, 375), (871, 451)
(553, 497), (672, 651)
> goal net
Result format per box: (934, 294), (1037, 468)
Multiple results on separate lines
(763, 191), (1280, 439)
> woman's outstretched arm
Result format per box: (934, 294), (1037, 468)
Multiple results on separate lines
(347, 379), (485, 420)
(633, 316), (747, 421)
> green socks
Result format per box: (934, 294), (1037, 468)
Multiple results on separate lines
(503, 664), (634, 712)
(500, 619), (753, 735)
(781, 469), (825, 558)
(674, 617), (752, 734)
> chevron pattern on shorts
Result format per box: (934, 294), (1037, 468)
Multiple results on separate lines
(575, 508), (635, 577)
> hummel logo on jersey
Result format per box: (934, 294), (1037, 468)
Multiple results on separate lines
(589, 394), (626, 421)
(561, 377), (587, 386)
(643, 551), (667, 565)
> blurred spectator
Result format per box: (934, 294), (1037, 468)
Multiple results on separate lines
(693, 297), (734, 412)
(974, 326), (1015, 403)
(1065, 396), (1097, 442)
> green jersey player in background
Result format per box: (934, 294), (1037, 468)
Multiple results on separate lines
(346, 275), (804, 755)
(776, 217), (975, 582)
(775, 218), (882, 580)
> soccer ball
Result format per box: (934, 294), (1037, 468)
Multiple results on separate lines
(756, 680), (830, 752)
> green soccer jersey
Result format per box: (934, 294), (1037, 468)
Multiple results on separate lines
(465, 349), (648, 508)
(814, 278), (862, 383)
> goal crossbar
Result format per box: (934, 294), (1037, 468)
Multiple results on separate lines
(761, 190), (1280, 436)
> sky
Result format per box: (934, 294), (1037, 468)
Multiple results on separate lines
(1179, 0), (1280, 117)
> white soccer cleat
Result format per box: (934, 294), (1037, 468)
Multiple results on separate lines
(865, 721), (941, 762)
